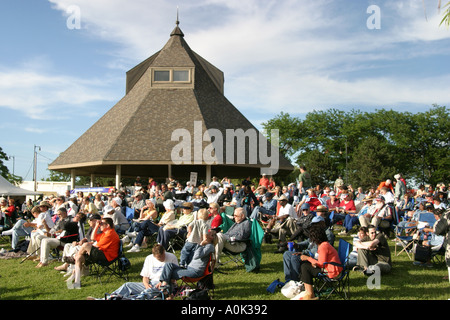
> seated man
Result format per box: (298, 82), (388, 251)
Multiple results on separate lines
(103, 197), (130, 233)
(35, 207), (79, 268)
(359, 195), (392, 228)
(235, 185), (258, 217)
(267, 195), (298, 251)
(215, 207), (251, 261)
(68, 217), (120, 289)
(250, 192), (277, 221)
(130, 192), (145, 219)
(353, 224), (392, 276)
(89, 244), (179, 299)
(286, 203), (314, 245)
(159, 229), (216, 296)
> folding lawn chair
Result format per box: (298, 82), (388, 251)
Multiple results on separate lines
(313, 239), (352, 300)
(89, 241), (130, 284)
(166, 227), (187, 254)
(177, 253), (215, 298)
(395, 211), (437, 260)
(218, 217), (264, 273)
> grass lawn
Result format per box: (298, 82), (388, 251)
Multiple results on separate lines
(0, 230), (448, 301)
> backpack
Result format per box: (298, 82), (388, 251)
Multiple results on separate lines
(118, 256), (131, 271)
(183, 288), (210, 300)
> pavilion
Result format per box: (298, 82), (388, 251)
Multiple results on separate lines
(48, 20), (294, 189)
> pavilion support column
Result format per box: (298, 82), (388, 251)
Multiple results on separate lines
(115, 165), (121, 189)
(70, 169), (76, 190)
(90, 174), (95, 187)
(206, 165), (211, 185)
(168, 164), (172, 179)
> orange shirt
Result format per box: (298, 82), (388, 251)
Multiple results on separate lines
(377, 181), (394, 193)
(307, 242), (343, 279)
(94, 228), (120, 261)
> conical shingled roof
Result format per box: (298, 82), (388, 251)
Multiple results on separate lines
(48, 23), (293, 180)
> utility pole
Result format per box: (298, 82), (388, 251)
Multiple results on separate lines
(33, 145), (41, 197)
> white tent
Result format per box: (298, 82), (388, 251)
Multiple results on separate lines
(0, 175), (42, 197)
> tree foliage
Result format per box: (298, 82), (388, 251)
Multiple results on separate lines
(263, 105), (449, 189)
(440, 1), (450, 27)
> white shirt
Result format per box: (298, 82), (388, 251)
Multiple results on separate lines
(103, 206), (129, 227)
(35, 211), (55, 229)
(278, 203), (296, 219)
(187, 219), (209, 243)
(204, 187), (224, 204)
(140, 252), (178, 284)
(381, 192), (395, 204)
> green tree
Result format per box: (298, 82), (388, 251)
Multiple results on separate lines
(440, 1), (450, 27)
(347, 136), (397, 190)
(409, 106), (450, 185)
(0, 147), (10, 179)
(261, 112), (303, 158)
(263, 105), (449, 188)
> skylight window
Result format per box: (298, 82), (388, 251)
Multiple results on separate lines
(153, 69), (191, 83)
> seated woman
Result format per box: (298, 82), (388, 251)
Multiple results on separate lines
(123, 200), (158, 247)
(297, 223), (343, 300)
(157, 202), (194, 250)
(127, 199), (176, 253)
(0, 198), (18, 232)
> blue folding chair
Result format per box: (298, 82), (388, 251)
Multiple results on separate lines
(313, 239), (352, 300)
(125, 206), (135, 223)
(395, 211), (436, 260)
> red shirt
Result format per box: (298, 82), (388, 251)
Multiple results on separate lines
(326, 198), (340, 211)
(338, 200), (356, 212)
(307, 241), (343, 279)
(210, 214), (223, 229)
(307, 197), (321, 212)
(259, 177), (270, 188)
(94, 228), (120, 261)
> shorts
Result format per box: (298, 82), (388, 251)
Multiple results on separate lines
(85, 246), (109, 265)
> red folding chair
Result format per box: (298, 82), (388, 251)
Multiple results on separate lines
(177, 254), (215, 298)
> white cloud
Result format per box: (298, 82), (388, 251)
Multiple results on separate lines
(44, 0), (450, 116)
(24, 127), (47, 134)
(0, 65), (118, 120)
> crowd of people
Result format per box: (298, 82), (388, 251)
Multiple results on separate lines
(0, 170), (449, 300)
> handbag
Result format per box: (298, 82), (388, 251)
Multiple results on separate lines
(413, 243), (431, 263)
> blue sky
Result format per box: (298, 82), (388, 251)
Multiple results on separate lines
(1, 0), (449, 181)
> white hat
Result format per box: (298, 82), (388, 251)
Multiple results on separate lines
(163, 199), (175, 210)
(103, 205), (114, 214)
(113, 197), (122, 206)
